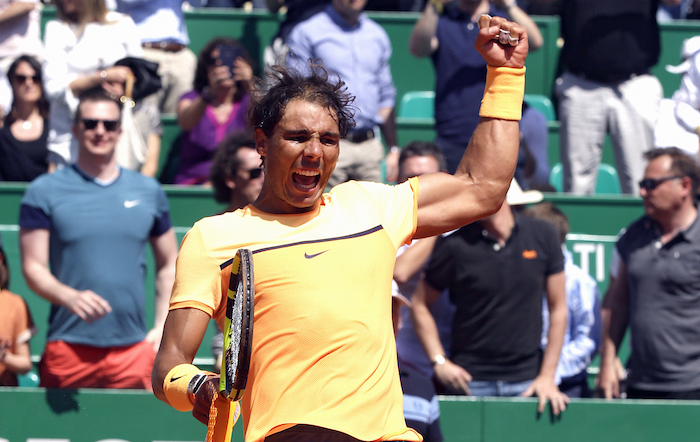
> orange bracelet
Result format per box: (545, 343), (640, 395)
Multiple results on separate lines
(479, 66), (526, 121)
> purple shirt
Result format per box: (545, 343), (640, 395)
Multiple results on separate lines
(174, 91), (249, 185)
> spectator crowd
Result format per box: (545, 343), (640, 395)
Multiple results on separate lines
(2, 0), (700, 440)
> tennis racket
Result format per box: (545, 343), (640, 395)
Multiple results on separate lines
(220, 248), (254, 400)
(206, 248), (254, 442)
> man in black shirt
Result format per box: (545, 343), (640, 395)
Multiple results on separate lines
(411, 180), (569, 415)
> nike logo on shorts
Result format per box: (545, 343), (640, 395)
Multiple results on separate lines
(124, 200), (140, 208)
(304, 250), (328, 259)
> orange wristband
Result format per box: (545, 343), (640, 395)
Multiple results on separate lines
(163, 364), (203, 412)
(479, 66), (526, 121)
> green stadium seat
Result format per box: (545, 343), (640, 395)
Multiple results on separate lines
(17, 370), (39, 387)
(549, 163), (622, 194)
(398, 91), (435, 119)
(524, 94), (556, 121)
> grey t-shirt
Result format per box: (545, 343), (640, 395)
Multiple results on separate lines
(617, 209), (700, 391)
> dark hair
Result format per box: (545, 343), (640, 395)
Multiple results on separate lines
(194, 37), (252, 102)
(249, 63), (355, 139)
(522, 202), (569, 245)
(644, 147), (700, 204)
(210, 130), (257, 204)
(74, 86), (122, 124)
(398, 141), (447, 176)
(6, 54), (50, 125)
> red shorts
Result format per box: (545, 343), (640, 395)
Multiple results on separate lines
(39, 340), (156, 390)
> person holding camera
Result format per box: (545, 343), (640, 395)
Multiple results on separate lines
(174, 37), (254, 186)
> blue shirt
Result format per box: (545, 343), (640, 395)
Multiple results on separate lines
(433, 4), (502, 146)
(116, 0), (189, 45)
(286, 4), (396, 130)
(19, 166), (172, 347)
(541, 247), (601, 383)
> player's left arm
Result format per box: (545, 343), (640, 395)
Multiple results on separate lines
(522, 270), (569, 414)
(146, 227), (178, 351)
(415, 16), (527, 238)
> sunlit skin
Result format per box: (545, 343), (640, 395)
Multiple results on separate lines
(72, 100), (122, 160)
(253, 100), (340, 214)
(229, 147), (265, 208)
(640, 155), (687, 220)
(11, 62), (42, 104)
(398, 155), (441, 182)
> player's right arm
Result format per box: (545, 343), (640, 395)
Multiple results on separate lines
(411, 278), (471, 394)
(598, 259), (630, 399)
(414, 16), (527, 238)
(20, 227), (111, 322)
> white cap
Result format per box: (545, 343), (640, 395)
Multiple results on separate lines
(666, 36), (700, 74)
(506, 178), (543, 206)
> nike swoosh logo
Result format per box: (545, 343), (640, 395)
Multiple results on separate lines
(170, 375), (186, 382)
(124, 200), (140, 208)
(304, 250), (328, 259)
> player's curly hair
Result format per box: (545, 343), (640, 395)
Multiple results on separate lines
(248, 62), (355, 138)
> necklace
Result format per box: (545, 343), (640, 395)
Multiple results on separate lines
(21, 120), (32, 130)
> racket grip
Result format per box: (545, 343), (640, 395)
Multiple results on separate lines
(206, 391), (240, 442)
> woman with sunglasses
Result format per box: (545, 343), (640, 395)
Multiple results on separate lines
(0, 55), (50, 182)
(173, 37), (253, 185)
(43, 0), (141, 170)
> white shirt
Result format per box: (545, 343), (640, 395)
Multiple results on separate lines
(43, 11), (143, 166)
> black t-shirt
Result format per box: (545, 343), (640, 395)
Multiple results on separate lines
(424, 213), (564, 382)
(0, 118), (49, 182)
(560, 0), (660, 83)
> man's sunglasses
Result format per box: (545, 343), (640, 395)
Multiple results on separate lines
(12, 74), (40, 84)
(638, 175), (685, 191)
(81, 118), (120, 132)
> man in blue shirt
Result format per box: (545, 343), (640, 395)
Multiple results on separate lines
(409, 0), (543, 173)
(286, 0), (401, 184)
(19, 87), (178, 389)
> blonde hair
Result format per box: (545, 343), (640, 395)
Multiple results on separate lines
(56, 0), (112, 36)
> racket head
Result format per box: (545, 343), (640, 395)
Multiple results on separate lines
(219, 248), (254, 401)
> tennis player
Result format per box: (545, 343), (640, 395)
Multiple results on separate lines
(153, 14), (528, 442)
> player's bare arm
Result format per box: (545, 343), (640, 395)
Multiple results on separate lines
(414, 16), (528, 238)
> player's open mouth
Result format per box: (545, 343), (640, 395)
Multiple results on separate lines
(293, 170), (321, 191)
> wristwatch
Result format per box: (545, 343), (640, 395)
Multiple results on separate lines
(432, 355), (446, 366)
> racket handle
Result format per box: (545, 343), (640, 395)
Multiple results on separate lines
(206, 391), (240, 442)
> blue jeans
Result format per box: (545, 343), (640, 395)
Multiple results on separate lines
(468, 379), (534, 397)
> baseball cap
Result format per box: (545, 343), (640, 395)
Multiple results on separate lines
(665, 36), (700, 74)
(506, 178), (543, 206)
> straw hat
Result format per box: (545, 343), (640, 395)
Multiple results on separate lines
(505, 178), (543, 206)
(666, 35), (700, 74)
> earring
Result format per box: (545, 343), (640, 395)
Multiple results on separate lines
(259, 155), (265, 168)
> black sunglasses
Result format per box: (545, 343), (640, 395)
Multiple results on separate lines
(245, 168), (263, 179)
(81, 118), (120, 132)
(12, 74), (40, 84)
(638, 175), (685, 191)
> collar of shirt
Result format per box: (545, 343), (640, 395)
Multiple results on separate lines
(325, 3), (366, 31)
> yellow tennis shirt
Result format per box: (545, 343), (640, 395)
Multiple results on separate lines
(170, 178), (423, 442)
